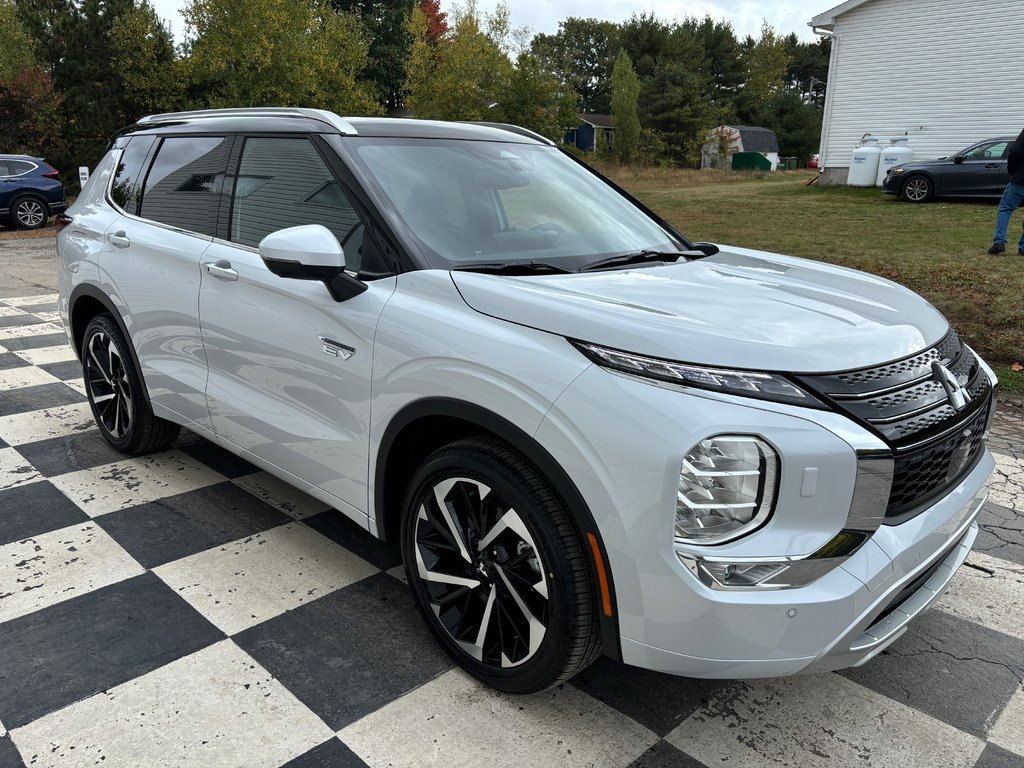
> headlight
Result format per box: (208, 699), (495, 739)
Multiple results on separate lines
(675, 435), (778, 545)
(572, 341), (823, 408)
(889, 168), (906, 176)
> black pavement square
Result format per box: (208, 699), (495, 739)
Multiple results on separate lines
(0, 333), (68, 352)
(235, 572), (452, 731)
(0, 353), (30, 371)
(841, 609), (1024, 738)
(179, 438), (259, 479)
(0, 572), (224, 729)
(0, 736), (25, 768)
(37, 360), (81, 381)
(303, 509), (402, 571)
(572, 656), (729, 737)
(974, 744), (1024, 768)
(98, 482), (291, 569)
(14, 430), (123, 476)
(628, 741), (708, 768)
(0, 481), (90, 547)
(0, 382), (84, 417)
(0, 316), (38, 329)
(281, 738), (369, 768)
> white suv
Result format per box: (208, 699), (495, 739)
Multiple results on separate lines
(56, 108), (996, 693)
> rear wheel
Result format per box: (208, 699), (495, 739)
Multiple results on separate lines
(82, 314), (180, 454)
(902, 175), (934, 203)
(401, 437), (602, 693)
(11, 195), (48, 230)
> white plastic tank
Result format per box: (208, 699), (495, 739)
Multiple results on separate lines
(876, 138), (914, 185)
(849, 137), (882, 187)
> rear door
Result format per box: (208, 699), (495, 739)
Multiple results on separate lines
(941, 140), (1011, 197)
(0, 160), (17, 219)
(199, 135), (395, 516)
(101, 134), (233, 429)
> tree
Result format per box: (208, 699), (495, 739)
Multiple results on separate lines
(738, 21), (791, 121)
(498, 52), (578, 140)
(418, 0), (447, 42)
(783, 32), (830, 106)
(0, 67), (64, 157)
(331, 0), (415, 111)
(184, 0), (380, 114)
(110, 1), (184, 119)
(404, 0), (512, 121)
(610, 49), (640, 163)
(530, 17), (617, 113)
(0, 0), (37, 80)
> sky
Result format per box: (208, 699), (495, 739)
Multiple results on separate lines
(149, 0), (829, 47)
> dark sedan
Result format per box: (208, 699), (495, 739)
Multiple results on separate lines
(882, 136), (1016, 203)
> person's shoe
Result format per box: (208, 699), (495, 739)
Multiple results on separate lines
(988, 243), (1006, 254)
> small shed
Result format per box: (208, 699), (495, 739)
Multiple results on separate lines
(564, 114), (614, 152)
(702, 125), (781, 170)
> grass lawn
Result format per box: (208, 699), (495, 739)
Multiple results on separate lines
(603, 166), (1024, 393)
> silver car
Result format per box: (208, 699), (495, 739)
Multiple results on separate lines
(56, 108), (996, 692)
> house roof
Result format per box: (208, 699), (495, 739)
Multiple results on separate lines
(810, 0), (874, 30)
(579, 113), (613, 129)
(725, 125), (780, 153)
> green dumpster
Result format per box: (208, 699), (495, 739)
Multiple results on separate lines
(732, 152), (773, 171)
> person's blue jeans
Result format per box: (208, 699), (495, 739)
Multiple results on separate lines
(994, 180), (1024, 249)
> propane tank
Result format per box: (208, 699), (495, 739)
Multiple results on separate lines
(876, 138), (914, 185)
(849, 137), (882, 187)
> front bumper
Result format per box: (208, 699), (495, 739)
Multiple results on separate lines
(882, 174), (902, 195)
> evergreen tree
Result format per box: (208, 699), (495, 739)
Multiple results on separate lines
(610, 49), (640, 163)
(110, 1), (183, 119)
(331, 0), (415, 110)
(530, 17), (618, 114)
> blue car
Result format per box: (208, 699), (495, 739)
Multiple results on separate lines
(0, 154), (68, 230)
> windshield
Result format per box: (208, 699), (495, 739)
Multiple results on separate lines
(342, 137), (683, 270)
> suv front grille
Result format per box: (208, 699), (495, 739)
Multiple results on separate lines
(797, 330), (993, 523)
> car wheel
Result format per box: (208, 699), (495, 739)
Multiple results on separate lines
(902, 176), (934, 203)
(12, 195), (48, 230)
(82, 314), (180, 454)
(401, 437), (602, 693)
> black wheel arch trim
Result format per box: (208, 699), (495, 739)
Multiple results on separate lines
(375, 396), (622, 661)
(68, 283), (154, 410)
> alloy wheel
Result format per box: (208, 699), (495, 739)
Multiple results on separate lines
(85, 331), (134, 440)
(904, 178), (930, 202)
(413, 477), (549, 668)
(16, 199), (45, 228)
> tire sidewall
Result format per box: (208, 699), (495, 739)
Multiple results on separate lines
(82, 315), (142, 452)
(12, 195), (47, 230)
(400, 444), (577, 692)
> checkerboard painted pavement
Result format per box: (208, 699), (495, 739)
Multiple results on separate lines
(1, 292), (1023, 768)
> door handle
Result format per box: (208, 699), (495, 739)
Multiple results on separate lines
(204, 260), (239, 281)
(107, 231), (131, 248)
(985, 163), (1000, 169)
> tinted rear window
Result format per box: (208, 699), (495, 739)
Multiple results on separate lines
(110, 137), (155, 214)
(140, 136), (229, 235)
(5, 160), (35, 176)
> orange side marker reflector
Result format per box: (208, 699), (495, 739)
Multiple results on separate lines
(587, 532), (613, 617)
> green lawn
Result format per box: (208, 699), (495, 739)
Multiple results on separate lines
(606, 168), (1024, 393)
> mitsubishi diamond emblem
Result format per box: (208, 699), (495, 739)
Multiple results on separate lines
(932, 361), (970, 411)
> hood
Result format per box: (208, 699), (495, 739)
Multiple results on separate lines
(450, 247), (949, 373)
(892, 157), (950, 170)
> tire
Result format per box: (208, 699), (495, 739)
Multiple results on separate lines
(11, 195), (48, 230)
(401, 437), (602, 693)
(81, 314), (180, 454)
(901, 175), (934, 203)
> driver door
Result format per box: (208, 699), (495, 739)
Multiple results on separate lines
(199, 135), (395, 519)
(941, 140), (1011, 196)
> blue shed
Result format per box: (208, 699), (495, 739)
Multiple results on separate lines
(564, 114), (614, 151)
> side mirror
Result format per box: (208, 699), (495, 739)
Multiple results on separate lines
(259, 224), (366, 301)
(953, 155), (965, 164)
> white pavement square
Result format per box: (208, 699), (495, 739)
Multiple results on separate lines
(990, 684), (1024, 758)
(937, 550), (1024, 642)
(0, 402), (96, 446)
(0, 447), (42, 491)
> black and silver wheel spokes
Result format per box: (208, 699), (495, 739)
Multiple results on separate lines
(414, 478), (549, 668)
(85, 332), (133, 439)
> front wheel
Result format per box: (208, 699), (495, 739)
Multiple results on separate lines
(11, 195), (48, 230)
(401, 437), (602, 693)
(81, 314), (180, 454)
(902, 175), (934, 203)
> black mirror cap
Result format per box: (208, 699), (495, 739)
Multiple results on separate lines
(324, 273), (368, 302)
(264, 257), (346, 281)
(689, 242), (720, 257)
(953, 155), (965, 164)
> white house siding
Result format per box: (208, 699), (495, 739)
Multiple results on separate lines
(815, 0), (1024, 184)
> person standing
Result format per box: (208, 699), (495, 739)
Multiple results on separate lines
(989, 127), (1024, 255)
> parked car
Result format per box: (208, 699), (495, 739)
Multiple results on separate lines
(57, 108), (996, 693)
(807, 153), (820, 169)
(882, 136), (1016, 202)
(0, 154), (68, 229)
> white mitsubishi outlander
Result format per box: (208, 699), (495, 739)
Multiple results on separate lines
(56, 108), (996, 693)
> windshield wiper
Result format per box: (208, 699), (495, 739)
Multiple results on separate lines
(452, 261), (573, 275)
(581, 249), (688, 272)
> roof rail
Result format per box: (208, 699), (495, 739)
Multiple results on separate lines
(464, 122), (554, 146)
(136, 107), (358, 135)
